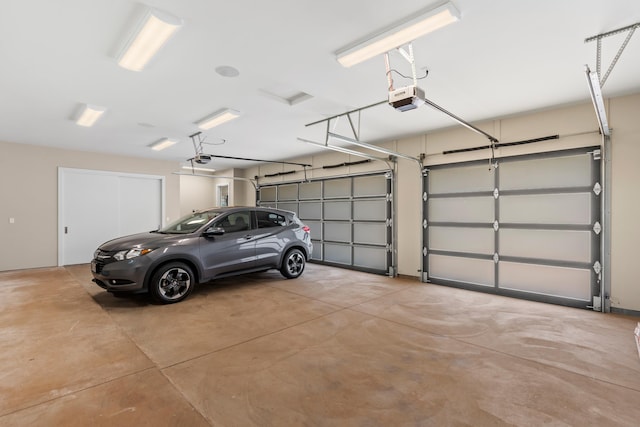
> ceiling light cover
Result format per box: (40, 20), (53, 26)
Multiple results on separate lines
(196, 108), (241, 130)
(336, 2), (460, 67)
(75, 104), (106, 127)
(117, 7), (183, 71)
(149, 138), (178, 151)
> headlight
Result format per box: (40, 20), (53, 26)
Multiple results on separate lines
(113, 248), (154, 261)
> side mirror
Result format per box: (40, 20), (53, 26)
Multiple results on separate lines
(203, 226), (225, 237)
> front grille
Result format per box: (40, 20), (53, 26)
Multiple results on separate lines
(94, 261), (104, 274)
(94, 250), (118, 266)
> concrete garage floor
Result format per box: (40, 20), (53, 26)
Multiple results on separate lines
(1, 264), (639, 426)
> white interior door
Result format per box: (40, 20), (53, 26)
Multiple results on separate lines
(59, 168), (164, 266)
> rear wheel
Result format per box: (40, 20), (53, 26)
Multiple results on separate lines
(280, 249), (305, 279)
(149, 262), (195, 304)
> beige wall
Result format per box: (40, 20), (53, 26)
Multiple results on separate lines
(609, 93), (640, 311)
(0, 141), (181, 271)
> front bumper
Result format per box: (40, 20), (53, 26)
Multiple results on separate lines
(91, 256), (151, 293)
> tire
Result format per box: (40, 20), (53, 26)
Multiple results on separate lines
(280, 248), (306, 279)
(149, 262), (195, 304)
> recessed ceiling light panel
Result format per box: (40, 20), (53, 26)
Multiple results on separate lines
(117, 7), (183, 71)
(75, 104), (107, 127)
(195, 108), (241, 130)
(336, 2), (460, 67)
(149, 138), (178, 151)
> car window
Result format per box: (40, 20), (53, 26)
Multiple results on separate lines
(256, 211), (287, 229)
(216, 211), (251, 233)
(159, 211), (221, 234)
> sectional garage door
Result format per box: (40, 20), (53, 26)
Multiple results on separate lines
(423, 147), (602, 308)
(257, 172), (393, 275)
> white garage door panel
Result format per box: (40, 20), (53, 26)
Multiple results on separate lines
(258, 172), (392, 275)
(299, 181), (321, 199)
(299, 202), (322, 219)
(354, 223), (386, 245)
(500, 229), (591, 263)
(278, 184), (298, 201)
(354, 247), (386, 269)
(429, 227), (494, 254)
(500, 155), (591, 190)
(353, 175), (386, 196)
(429, 255), (495, 287)
(428, 166), (495, 194)
(424, 148), (600, 308)
(324, 222), (351, 242)
(429, 197), (494, 223)
(260, 187), (276, 202)
(353, 200), (386, 221)
(324, 178), (350, 198)
(277, 202), (298, 214)
(325, 201), (351, 220)
(324, 243), (351, 265)
(500, 193), (590, 224)
(500, 262), (591, 301)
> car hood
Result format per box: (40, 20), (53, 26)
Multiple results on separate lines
(98, 231), (194, 251)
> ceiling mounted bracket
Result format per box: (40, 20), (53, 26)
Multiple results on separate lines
(585, 22), (639, 88)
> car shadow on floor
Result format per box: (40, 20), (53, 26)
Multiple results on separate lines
(89, 270), (291, 308)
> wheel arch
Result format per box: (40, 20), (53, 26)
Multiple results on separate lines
(144, 256), (202, 290)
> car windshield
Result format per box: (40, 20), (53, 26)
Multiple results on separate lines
(157, 211), (222, 234)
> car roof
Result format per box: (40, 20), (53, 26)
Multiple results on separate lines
(196, 206), (294, 215)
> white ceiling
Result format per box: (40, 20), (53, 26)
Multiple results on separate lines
(1, 0), (638, 170)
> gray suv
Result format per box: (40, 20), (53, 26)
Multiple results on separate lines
(91, 207), (313, 304)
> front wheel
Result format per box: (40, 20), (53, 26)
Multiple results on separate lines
(149, 262), (195, 304)
(280, 249), (306, 279)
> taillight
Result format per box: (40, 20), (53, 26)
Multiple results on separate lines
(302, 226), (310, 233)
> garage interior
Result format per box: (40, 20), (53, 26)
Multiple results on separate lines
(1, 0), (640, 425)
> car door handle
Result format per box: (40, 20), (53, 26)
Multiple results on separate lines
(243, 235), (253, 240)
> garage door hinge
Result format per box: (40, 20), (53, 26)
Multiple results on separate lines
(493, 220), (499, 231)
(593, 261), (602, 275)
(422, 168), (429, 177)
(593, 182), (602, 196)
(386, 218), (392, 227)
(386, 244), (392, 252)
(385, 171), (393, 179)
(423, 247), (427, 257)
(493, 188), (499, 199)
(592, 149), (601, 160)
(493, 253), (499, 264)
(423, 192), (427, 202)
(423, 219), (428, 229)
(386, 193), (392, 202)
(593, 221), (602, 234)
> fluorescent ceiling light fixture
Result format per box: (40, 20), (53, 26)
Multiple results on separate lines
(75, 104), (106, 127)
(336, 2), (460, 67)
(117, 7), (182, 71)
(149, 138), (178, 151)
(196, 108), (241, 130)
